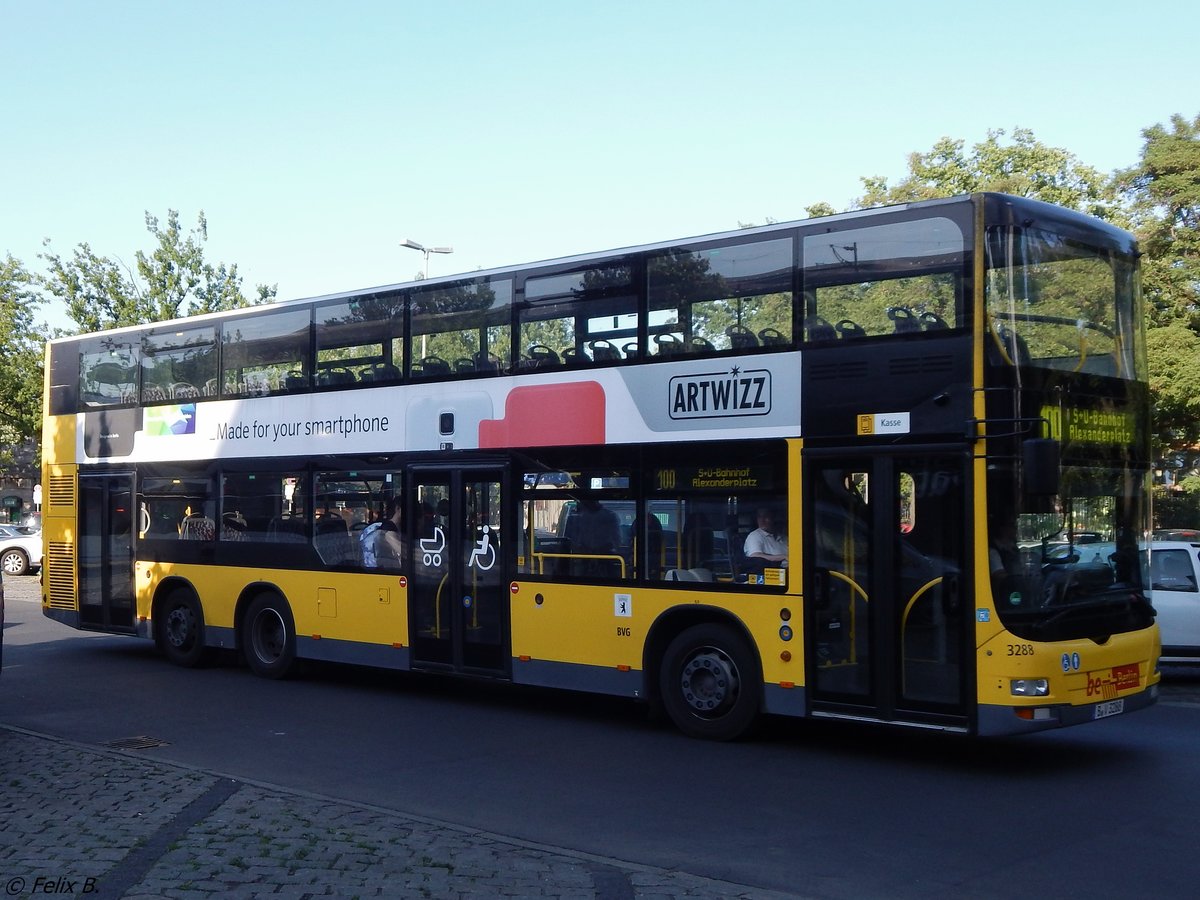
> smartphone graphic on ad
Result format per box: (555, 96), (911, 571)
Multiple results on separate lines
(405, 393), (494, 450)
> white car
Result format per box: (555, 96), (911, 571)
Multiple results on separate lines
(1150, 541), (1200, 662)
(0, 523), (42, 576)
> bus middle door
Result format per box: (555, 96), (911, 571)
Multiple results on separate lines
(408, 467), (509, 676)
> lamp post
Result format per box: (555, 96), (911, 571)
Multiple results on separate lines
(400, 238), (453, 279)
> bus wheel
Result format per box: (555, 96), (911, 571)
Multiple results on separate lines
(243, 593), (296, 679)
(158, 590), (212, 668)
(659, 623), (760, 741)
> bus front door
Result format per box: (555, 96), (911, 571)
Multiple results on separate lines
(78, 473), (136, 632)
(408, 468), (509, 676)
(805, 453), (969, 728)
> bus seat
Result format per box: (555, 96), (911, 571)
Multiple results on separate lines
(561, 347), (588, 364)
(526, 345), (560, 368)
(758, 327), (788, 346)
(687, 567), (715, 582)
(666, 568), (700, 581)
(455, 358), (475, 373)
(621, 342), (639, 359)
(318, 367), (356, 386)
(888, 307), (921, 333)
(474, 353), (502, 374)
(654, 334), (684, 356)
(805, 317), (838, 342)
(363, 362), (400, 382)
(589, 340), (620, 361)
(689, 336), (716, 353)
(835, 319), (867, 340)
(727, 325), (758, 349)
(415, 357), (452, 377)
(171, 382), (199, 399)
(920, 311), (949, 330)
(285, 370), (308, 391)
(315, 514), (355, 564)
(267, 515), (307, 543)
(180, 515), (215, 541)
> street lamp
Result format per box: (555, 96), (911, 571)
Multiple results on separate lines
(400, 238), (453, 279)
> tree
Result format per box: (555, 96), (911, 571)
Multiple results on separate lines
(40, 209), (277, 332)
(848, 128), (1118, 218)
(0, 255), (49, 468)
(1116, 113), (1200, 329)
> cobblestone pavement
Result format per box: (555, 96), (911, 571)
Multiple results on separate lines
(0, 726), (788, 900)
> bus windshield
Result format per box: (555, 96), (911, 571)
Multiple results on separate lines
(989, 463), (1154, 643)
(985, 224), (1144, 380)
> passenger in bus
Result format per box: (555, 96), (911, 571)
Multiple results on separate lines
(744, 507), (788, 567)
(363, 496), (405, 568)
(571, 498), (622, 576)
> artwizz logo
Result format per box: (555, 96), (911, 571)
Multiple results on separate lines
(668, 367), (772, 420)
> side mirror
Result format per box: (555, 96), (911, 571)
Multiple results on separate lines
(1023, 439), (1060, 496)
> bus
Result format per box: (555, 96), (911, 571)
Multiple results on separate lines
(40, 193), (1160, 739)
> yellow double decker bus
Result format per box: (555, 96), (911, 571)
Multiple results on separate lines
(41, 193), (1159, 739)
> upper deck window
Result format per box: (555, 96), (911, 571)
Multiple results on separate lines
(985, 225), (1142, 379)
(521, 264), (635, 367)
(648, 238), (793, 355)
(80, 337), (139, 408)
(221, 307), (312, 397)
(410, 278), (512, 377)
(802, 217), (964, 341)
(315, 292), (404, 388)
(141, 324), (218, 403)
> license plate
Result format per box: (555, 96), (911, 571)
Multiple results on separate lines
(1093, 699), (1125, 719)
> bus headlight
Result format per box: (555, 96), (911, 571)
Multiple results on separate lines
(1010, 678), (1049, 696)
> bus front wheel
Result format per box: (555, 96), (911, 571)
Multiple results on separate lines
(243, 593), (297, 679)
(659, 623), (760, 740)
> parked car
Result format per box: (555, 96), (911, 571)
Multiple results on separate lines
(1154, 528), (1200, 542)
(0, 523), (42, 576)
(1149, 540), (1200, 663)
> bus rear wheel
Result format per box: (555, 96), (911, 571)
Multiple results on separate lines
(243, 593), (297, 679)
(157, 590), (213, 668)
(659, 623), (760, 740)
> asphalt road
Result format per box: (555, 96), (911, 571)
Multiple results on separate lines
(3, 574), (1199, 898)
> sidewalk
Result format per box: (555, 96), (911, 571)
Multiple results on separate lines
(0, 726), (785, 900)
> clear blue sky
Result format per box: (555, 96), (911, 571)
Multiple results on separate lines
(4, 0), (1197, 330)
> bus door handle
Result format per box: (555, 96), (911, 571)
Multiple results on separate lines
(812, 568), (831, 609)
(941, 572), (960, 616)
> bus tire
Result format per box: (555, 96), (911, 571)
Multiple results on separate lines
(157, 589), (213, 668)
(243, 593), (297, 679)
(659, 623), (760, 740)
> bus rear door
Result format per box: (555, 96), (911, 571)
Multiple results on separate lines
(78, 473), (136, 632)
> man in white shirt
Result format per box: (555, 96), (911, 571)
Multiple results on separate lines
(745, 507), (788, 566)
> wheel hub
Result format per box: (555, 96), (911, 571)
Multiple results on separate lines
(165, 606), (194, 648)
(679, 648), (739, 716)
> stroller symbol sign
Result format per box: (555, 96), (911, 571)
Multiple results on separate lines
(420, 526), (446, 567)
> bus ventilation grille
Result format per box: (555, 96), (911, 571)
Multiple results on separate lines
(48, 475), (75, 510)
(889, 354), (953, 376)
(46, 541), (77, 610)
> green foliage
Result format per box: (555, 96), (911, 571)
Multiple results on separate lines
(1117, 113), (1200, 329)
(0, 255), (48, 467)
(1146, 322), (1200, 454)
(39, 209), (277, 331)
(849, 128), (1117, 217)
